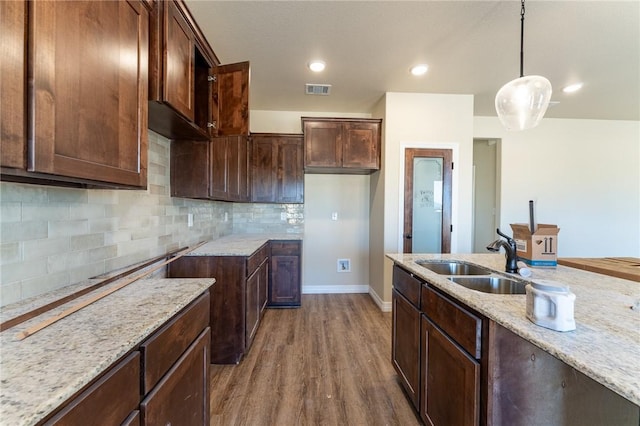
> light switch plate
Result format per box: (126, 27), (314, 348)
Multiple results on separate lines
(332, 212), (338, 221)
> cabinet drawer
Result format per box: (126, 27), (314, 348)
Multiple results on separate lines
(270, 240), (301, 256)
(393, 265), (422, 308)
(45, 351), (140, 425)
(140, 328), (211, 426)
(422, 286), (482, 359)
(141, 291), (210, 393)
(247, 243), (269, 276)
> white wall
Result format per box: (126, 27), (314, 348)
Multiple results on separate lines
(250, 110), (373, 294)
(474, 117), (640, 257)
(371, 93), (475, 305)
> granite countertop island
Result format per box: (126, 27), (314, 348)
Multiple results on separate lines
(0, 277), (214, 426)
(386, 253), (640, 407)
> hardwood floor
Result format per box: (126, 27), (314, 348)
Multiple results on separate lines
(209, 294), (422, 426)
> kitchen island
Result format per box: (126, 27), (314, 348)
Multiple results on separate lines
(387, 253), (640, 424)
(0, 277), (214, 425)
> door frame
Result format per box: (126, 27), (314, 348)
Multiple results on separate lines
(398, 142), (460, 253)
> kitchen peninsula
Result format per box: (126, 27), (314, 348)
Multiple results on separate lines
(388, 252), (640, 425)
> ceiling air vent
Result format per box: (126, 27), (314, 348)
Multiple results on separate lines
(305, 83), (331, 96)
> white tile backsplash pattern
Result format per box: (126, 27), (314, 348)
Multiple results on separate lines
(0, 131), (235, 307)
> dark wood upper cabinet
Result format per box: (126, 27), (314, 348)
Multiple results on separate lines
(0, 0), (26, 170)
(163, 0), (196, 122)
(302, 117), (382, 174)
(148, 0), (214, 141)
(210, 135), (250, 202)
(1, 0), (149, 188)
(148, 1), (250, 140)
(170, 139), (210, 199)
(251, 133), (304, 204)
(171, 136), (249, 202)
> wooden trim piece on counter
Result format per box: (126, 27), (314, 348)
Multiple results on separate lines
(557, 257), (640, 282)
(13, 242), (207, 340)
(0, 248), (184, 332)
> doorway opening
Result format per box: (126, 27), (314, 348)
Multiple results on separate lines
(472, 139), (501, 253)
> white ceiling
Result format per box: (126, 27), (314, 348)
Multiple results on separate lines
(185, 0), (639, 121)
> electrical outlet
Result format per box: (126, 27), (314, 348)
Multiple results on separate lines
(281, 212), (286, 221)
(224, 212), (228, 222)
(337, 259), (351, 272)
(187, 213), (194, 227)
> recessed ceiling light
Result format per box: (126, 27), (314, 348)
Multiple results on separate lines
(410, 64), (428, 76)
(308, 61), (326, 72)
(562, 82), (583, 93)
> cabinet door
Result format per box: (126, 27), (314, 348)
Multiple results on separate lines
(227, 135), (250, 202)
(246, 266), (261, 348)
(259, 260), (269, 312)
(421, 317), (480, 426)
(211, 61), (250, 136)
(164, 0), (195, 121)
(209, 136), (249, 201)
(303, 120), (342, 168)
(170, 140), (210, 198)
(278, 137), (304, 203)
(269, 241), (302, 307)
(251, 135), (277, 202)
(342, 121), (380, 169)
(251, 134), (304, 203)
(45, 352), (141, 426)
(141, 328), (211, 426)
(29, 0), (148, 188)
(209, 136), (228, 199)
(0, 0), (26, 169)
(392, 289), (421, 410)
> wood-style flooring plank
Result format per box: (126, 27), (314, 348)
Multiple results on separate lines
(209, 294), (422, 426)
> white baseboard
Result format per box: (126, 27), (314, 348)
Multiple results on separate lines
(368, 287), (392, 312)
(302, 285), (392, 312)
(302, 285), (369, 294)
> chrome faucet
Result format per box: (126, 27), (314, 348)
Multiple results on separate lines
(486, 228), (518, 273)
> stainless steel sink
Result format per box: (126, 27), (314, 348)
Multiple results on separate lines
(415, 260), (492, 276)
(448, 276), (527, 295)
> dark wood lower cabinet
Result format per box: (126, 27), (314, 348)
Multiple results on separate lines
(421, 316), (480, 426)
(44, 352), (141, 426)
(140, 328), (211, 426)
(391, 289), (421, 410)
(268, 240), (302, 307)
(488, 322), (640, 426)
(246, 257), (268, 348)
(43, 291), (211, 426)
(168, 243), (270, 363)
(391, 264), (640, 426)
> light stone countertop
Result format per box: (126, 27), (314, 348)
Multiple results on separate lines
(187, 233), (303, 257)
(386, 253), (640, 407)
(0, 277), (214, 426)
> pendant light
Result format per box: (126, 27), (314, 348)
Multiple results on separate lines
(495, 0), (552, 131)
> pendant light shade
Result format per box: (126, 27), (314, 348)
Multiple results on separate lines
(495, 75), (552, 131)
(495, 0), (552, 131)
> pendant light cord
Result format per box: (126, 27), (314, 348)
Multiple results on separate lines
(519, 0), (525, 78)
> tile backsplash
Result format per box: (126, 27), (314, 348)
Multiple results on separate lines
(0, 131), (303, 307)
